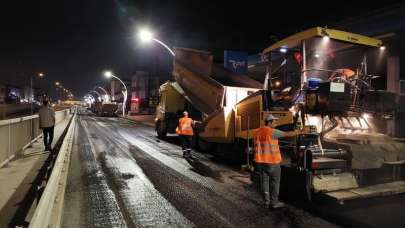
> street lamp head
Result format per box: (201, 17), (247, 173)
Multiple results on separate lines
(104, 71), (113, 78)
(55, 81), (60, 86)
(38, 72), (44, 78)
(139, 29), (153, 42)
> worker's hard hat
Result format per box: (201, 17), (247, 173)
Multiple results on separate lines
(183, 111), (189, 116)
(265, 114), (279, 121)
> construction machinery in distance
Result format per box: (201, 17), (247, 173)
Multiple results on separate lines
(91, 101), (119, 117)
(155, 27), (405, 204)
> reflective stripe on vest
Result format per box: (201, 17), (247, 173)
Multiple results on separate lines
(177, 117), (194, 136)
(253, 127), (282, 164)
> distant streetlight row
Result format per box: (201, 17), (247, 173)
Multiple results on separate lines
(104, 71), (127, 116)
(54, 81), (74, 100)
(88, 27), (174, 116)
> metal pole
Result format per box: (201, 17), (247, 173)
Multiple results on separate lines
(8, 122), (11, 160)
(30, 75), (34, 142)
(96, 86), (110, 102)
(302, 40), (307, 89)
(111, 75), (128, 117)
(30, 75), (33, 115)
(246, 116), (251, 168)
(152, 38), (175, 56)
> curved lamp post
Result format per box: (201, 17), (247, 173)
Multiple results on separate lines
(89, 90), (102, 102)
(138, 29), (175, 56)
(104, 71), (127, 116)
(95, 86), (110, 102)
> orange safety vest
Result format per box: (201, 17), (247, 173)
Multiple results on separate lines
(176, 117), (194, 136)
(253, 127), (282, 164)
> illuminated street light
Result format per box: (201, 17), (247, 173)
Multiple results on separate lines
(139, 29), (153, 42)
(103, 71), (128, 116)
(137, 28), (175, 56)
(38, 72), (44, 78)
(55, 81), (60, 86)
(380, 46), (386, 51)
(280, 48), (287, 53)
(104, 71), (113, 78)
(95, 86), (111, 102)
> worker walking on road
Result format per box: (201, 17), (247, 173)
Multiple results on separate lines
(38, 100), (55, 151)
(253, 114), (307, 209)
(177, 111), (194, 158)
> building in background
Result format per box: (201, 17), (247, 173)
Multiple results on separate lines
(129, 70), (159, 115)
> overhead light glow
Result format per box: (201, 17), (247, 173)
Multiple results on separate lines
(314, 53), (320, 58)
(380, 46), (386, 51)
(280, 48), (287, 53)
(322, 35), (330, 41)
(104, 71), (113, 78)
(139, 29), (153, 42)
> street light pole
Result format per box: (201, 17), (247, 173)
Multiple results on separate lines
(104, 71), (128, 116)
(30, 72), (45, 115)
(89, 90), (102, 102)
(152, 38), (175, 56)
(138, 29), (175, 56)
(30, 75), (33, 115)
(95, 86), (110, 102)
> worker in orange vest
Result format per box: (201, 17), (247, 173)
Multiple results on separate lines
(176, 111), (195, 158)
(253, 114), (308, 209)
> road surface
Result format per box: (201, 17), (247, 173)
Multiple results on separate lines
(62, 109), (405, 228)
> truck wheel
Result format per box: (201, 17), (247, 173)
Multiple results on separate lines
(156, 120), (167, 139)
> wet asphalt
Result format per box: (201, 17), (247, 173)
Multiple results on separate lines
(62, 110), (405, 228)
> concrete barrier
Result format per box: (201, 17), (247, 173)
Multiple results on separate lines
(0, 109), (71, 168)
(29, 114), (76, 228)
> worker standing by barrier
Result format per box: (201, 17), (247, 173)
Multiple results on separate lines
(176, 111), (195, 158)
(253, 114), (307, 209)
(38, 100), (55, 151)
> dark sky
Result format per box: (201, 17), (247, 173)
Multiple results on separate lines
(1, 0), (404, 98)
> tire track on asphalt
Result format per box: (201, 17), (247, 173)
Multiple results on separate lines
(115, 117), (339, 228)
(76, 115), (128, 227)
(85, 115), (194, 227)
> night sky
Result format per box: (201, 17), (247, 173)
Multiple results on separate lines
(1, 0), (404, 99)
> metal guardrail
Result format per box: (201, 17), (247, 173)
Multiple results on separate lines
(29, 114), (76, 228)
(0, 109), (70, 168)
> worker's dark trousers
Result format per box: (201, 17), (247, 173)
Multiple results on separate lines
(42, 126), (54, 149)
(179, 135), (192, 153)
(256, 163), (281, 205)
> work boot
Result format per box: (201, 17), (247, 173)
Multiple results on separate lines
(186, 149), (192, 158)
(270, 201), (285, 209)
(182, 150), (188, 158)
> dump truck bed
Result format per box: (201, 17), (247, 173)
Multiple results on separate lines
(173, 47), (262, 115)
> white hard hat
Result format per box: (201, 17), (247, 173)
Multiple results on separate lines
(265, 114), (279, 121)
(183, 111), (189, 116)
